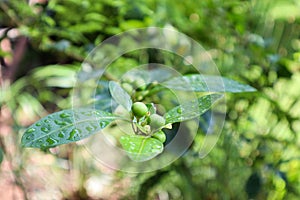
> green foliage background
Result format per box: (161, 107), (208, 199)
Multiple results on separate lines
(1, 0), (300, 199)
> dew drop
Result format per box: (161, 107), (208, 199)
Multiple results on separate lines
(60, 113), (71, 118)
(44, 119), (51, 123)
(41, 127), (50, 133)
(93, 110), (100, 115)
(68, 128), (80, 140)
(54, 120), (67, 126)
(82, 111), (92, 117)
(26, 134), (34, 140)
(130, 146), (135, 150)
(36, 123), (42, 126)
(86, 126), (94, 132)
(46, 137), (58, 145)
(120, 136), (129, 142)
(58, 132), (65, 138)
(151, 148), (159, 153)
(99, 121), (107, 128)
(177, 107), (182, 114)
(26, 128), (36, 133)
(129, 141), (135, 146)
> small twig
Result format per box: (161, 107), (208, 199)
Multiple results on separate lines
(131, 122), (138, 134)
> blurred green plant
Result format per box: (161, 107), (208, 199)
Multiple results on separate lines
(21, 72), (255, 162)
(1, 0), (300, 199)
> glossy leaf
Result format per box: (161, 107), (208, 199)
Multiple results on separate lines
(109, 81), (132, 111)
(164, 94), (223, 124)
(32, 65), (78, 88)
(119, 135), (163, 162)
(21, 108), (118, 149)
(94, 81), (117, 112)
(163, 75), (256, 93)
(145, 103), (156, 115)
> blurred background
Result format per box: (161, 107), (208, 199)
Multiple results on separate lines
(1, 0), (300, 199)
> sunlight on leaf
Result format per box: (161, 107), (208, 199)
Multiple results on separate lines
(164, 94), (223, 124)
(119, 135), (163, 162)
(21, 108), (118, 149)
(164, 75), (256, 93)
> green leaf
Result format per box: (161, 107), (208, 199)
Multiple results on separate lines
(164, 94), (223, 124)
(109, 81), (133, 111)
(163, 75), (256, 93)
(31, 64), (78, 88)
(32, 65), (78, 79)
(145, 103), (156, 115)
(94, 81), (117, 112)
(21, 109), (118, 149)
(119, 135), (163, 162)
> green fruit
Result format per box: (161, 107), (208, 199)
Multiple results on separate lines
(122, 75), (134, 84)
(152, 130), (166, 143)
(133, 78), (146, 90)
(122, 83), (133, 94)
(132, 102), (148, 118)
(149, 114), (165, 129)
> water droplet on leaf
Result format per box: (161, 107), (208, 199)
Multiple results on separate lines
(99, 121), (107, 128)
(41, 127), (50, 133)
(93, 110), (101, 115)
(129, 141), (135, 146)
(54, 120), (67, 126)
(44, 119), (51, 123)
(46, 137), (58, 145)
(26, 128), (36, 133)
(60, 113), (71, 118)
(130, 146), (135, 150)
(26, 134), (34, 140)
(177, 107), (182, 114)
(58, 132), (65, 138)
(151, 148), (159, 153)
(86, 126), (94, 132)
(68, 128), (80, 140)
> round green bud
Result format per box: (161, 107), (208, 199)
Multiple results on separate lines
(122, 75), (134, 84)
(132, 102), (148, 118)
(133, 78), (146, 90)
(149, 114), (165, 130)
(122, 83), (133, 94)
(152, 130), (166, 143)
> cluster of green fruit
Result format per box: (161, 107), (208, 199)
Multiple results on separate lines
(131, 102), (167, 143)
(122, 77), (146, 94)
(121, 75), (159, 102)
